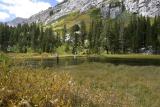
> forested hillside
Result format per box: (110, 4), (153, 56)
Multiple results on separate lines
(0, 14), (160, 54)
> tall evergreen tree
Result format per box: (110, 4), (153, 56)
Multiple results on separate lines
(71, 24), (80, 54)
(80, 21), (87, 47)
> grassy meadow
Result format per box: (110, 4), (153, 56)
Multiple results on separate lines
(0, 53), (160, 107)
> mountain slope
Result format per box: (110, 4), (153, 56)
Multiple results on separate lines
(8, 0), (160, 26)
(7, 17), (27, 26)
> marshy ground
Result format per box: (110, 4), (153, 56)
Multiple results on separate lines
(0, 53), (160, 107)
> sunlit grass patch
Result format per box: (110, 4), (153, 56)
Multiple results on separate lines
(0, 62), (160, 107)
(0, 53), (10, 62)
(0, 66), (135, 107)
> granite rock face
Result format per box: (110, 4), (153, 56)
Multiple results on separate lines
(124, 0), (160, 17)
(101, 1), (124, 19)
(8, 0), (160, 26)
(44, 0), (104, 24)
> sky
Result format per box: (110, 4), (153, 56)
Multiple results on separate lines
(0, 0), (64, 22)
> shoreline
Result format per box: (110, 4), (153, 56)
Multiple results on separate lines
(6, 53), (160, 60)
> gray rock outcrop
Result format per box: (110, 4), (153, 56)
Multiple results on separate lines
(124, 0), (160, 17)
(8, 0), (160, 26)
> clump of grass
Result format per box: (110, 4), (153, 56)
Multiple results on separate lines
(0, 67), (73, 106)
(0, 53), (10, 63)
(0, 66), (131, 107)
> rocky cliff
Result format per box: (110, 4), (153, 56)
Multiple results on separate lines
(8, 0), (160, 26)
(124, 0), (160, 17)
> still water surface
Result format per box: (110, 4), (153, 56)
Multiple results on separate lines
(18, 56), (160, 68)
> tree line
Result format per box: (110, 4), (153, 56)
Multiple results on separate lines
(0, 23), (61, 53)
(65, 15), (160, 54)
(86, 15), (160, 54)
(0, 15), (160, 54)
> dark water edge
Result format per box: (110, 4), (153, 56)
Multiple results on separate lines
(90, 57), (160, 66)
(15, 56), (160, 68)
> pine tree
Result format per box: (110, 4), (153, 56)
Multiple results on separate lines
(145, 17), (152, 48)
(80, 21), (87, 47)
(152, 17), (159, 54)
(62, 24), (67, 43)
(119, 20), (125, 53)
(71, 24), (80, 54)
